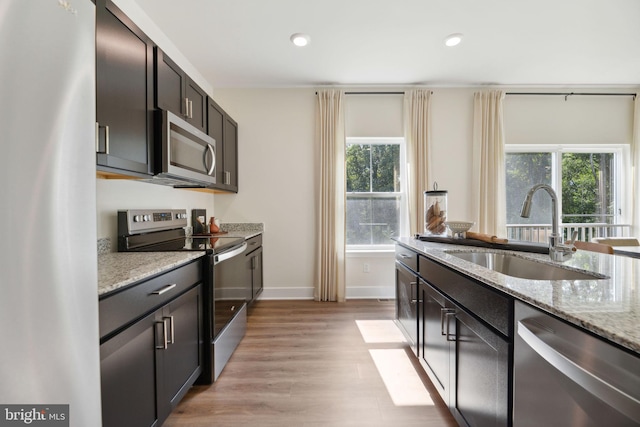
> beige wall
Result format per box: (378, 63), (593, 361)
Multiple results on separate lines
(211, 87), (480, 299)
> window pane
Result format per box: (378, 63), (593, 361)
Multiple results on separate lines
(371, 145), (400, 192)
(562, 153), (614, 224)
(505, 153), (552, 224)
(346, 144), (371, 192)
(346, 195), (400, 245)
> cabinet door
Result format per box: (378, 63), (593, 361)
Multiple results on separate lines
(96, 0), (154, 176)
(207, 98), (225, 186)
(155, 48), (186, 117)
(396, 261), (418, 353)
(185, 78), (207, 133)
(453, 308), (509, 427)
(222, 115), (238, 191)
(157, 286), (203, 422)
(420, 281), (453, 406)
(100, 312), (158, 427)
(250, 247), (263, 301)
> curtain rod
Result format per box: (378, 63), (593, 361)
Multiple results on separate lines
(314, 91), (406, 95)
(506, 92), (636, 100)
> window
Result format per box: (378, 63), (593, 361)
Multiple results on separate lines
(346, 137), (406, 249)
(505, 145), (628, 241)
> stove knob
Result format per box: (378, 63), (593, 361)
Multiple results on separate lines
(144, 215), (151, 221)
(134, 215), (141, 222)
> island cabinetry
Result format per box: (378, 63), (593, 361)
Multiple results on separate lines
(96, 0), (154, 177)
(395, 245), (419, 355)
(207, 97), (238, 192)
(155, 48), (207, 133)
(418, 255), (511, 427)
(99, 260), (204, 427)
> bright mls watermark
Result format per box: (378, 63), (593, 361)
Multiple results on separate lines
(0, 405), (68, 426)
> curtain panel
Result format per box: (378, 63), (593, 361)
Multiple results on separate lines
(632, 93), (640, 237)
(404, 89), (432, 235)
(315, 89), (346, 302)
(473, 90), (507, 237)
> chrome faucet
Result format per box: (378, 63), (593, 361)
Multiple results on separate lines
(520, 184), (575, 261)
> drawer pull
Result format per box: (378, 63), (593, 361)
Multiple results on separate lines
(399, 254), (412, 259)
(152, 283), (177, 295)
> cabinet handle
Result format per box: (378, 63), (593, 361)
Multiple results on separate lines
(410, 281), (418, 304)
(184, 98), (189, 117)
(225, 171), (231, 185)
(189, 100), (193, 119)
(95, 123), (109, 154)
(444, 312), (456, 341)
(151, 283), (177, 295)
(440, 308), (455, 336)
(399, 254), (411, 259)
(156, 320), (168, 350)
(164, 315), (175, 344)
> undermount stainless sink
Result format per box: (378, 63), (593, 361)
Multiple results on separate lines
(448, 251), (606, 281)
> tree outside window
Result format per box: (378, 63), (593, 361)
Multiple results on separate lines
(346, 138), (405, 247)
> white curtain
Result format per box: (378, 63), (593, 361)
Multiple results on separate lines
(404, 89), (432, 235)
(315, 89), (346, 302)
(632, 93), (640, 237)
(472, 90), (507, 236)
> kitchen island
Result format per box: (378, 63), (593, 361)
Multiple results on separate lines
(395, 236), (640, 427)
(396, 236), (639, 353)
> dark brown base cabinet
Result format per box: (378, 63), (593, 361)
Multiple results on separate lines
(395, 244), (512, 427)
(247, 235), (263, 302)
(99, 261), (204, 427)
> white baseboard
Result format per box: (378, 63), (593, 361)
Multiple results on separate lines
(258, 286), (395, 300)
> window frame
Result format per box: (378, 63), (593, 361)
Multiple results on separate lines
(505, 144), (629, 226)
(346, 137), (407, 251)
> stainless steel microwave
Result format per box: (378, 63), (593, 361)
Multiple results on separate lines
(153, 110), (216, 187)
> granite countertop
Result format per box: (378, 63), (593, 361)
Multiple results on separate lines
(98, 252), (206, 296)
(98, 223), (263, 297)
(395, 236), (640, 355)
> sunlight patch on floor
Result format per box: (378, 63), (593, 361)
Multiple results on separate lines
(355, 320), (407, 344)
(369, 349), (435, 407)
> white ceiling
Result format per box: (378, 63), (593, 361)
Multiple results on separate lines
(133, 0), (640, 88)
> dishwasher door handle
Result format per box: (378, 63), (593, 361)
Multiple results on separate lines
(215, 242), (248, 264)
(518, 319), (640, 421)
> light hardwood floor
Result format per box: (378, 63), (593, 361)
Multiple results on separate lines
(164, 299), (457, 427)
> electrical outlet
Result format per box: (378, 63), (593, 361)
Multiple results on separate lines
(363, 263), (370, 273)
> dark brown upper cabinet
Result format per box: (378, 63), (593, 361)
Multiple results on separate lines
(207, 98), (238, 193)
(96, 0), (154, 177)
(155, 48), (207, 133)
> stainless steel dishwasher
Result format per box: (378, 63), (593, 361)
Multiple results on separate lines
(514, 301), (640, 426)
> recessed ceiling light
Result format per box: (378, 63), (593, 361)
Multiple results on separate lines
(290, 33), (310, 47)
(444, 33), (463, 47)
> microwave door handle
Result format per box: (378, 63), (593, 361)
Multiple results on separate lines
(203, 143), (215, 176)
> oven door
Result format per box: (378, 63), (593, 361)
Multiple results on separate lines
(158, 110), (216, 186)
(211, 242), (248, 381)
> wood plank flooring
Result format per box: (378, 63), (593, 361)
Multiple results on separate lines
(164, 299), (457, 427)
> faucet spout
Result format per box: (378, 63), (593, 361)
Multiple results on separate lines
(520, 184), (573, 261)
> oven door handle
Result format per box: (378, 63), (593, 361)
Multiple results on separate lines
(214, 242), (248, 264)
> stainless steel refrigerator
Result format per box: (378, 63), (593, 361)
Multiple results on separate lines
(0, 1), (102, 426)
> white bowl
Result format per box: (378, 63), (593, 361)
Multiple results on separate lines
(445, 221), (475, 236)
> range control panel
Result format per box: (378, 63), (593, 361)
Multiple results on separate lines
(118, 209), (188, 235)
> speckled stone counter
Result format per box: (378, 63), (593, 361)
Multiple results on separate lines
(219, 222), (263, 239)
(395, 237), (640, 354)
(98, 252), (206, 296)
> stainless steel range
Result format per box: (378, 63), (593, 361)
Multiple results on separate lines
(118, 209), (248, 383)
